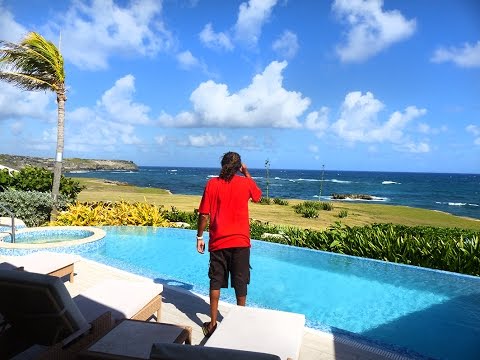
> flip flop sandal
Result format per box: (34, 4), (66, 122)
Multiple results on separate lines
(202, 321), (217, 337)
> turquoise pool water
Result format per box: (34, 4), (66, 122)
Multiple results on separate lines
(82, 227), (480, 360)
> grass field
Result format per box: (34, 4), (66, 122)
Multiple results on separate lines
(75, 177), (480, 231)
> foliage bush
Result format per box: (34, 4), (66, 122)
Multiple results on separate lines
(320, 202), (334, 211)
(0, 166), (84, 200)
(273, 198), (289, 206)
(162, 206), (199, 228)
(50, 201), (169, 226)
(338, 210), (348, 218)
(259, 197), (272, 205)
(0, 169), (14, 191)
(252, 221), (480, 276)
(0, 190), (69, 227)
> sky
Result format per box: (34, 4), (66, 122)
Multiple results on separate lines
(0, 0), (479, 173)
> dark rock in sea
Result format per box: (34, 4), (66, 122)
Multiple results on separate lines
(331, 193), (374, 200)
(0, 154), (138, 172)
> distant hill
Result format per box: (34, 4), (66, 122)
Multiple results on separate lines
(0, 154), (138, 172)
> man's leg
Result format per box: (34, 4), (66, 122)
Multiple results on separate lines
(209, 289), (220, 328)
(232, 247), (250, 306)
(236, 295), (246, 306)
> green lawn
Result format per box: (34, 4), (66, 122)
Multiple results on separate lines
(74, 177), (480, 231)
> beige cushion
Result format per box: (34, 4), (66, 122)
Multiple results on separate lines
(206, 306), (305, 360)
(2, 252), (80, 274)
(150, 343), (281, 360)
(74, 279), (163, 322)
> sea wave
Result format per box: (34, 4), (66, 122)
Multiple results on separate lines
(68, 170), (89, 174)
(329, 195), (387, 202)
(168, 169), (177, 172)
(435, 201), (479, 207)
(382, 181), (401, 185)
(329, 179), (352, 184)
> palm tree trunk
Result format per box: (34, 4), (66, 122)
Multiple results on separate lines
(51, 91), (66, 221)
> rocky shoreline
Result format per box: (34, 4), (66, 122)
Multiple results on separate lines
(0, 154), (138, 172)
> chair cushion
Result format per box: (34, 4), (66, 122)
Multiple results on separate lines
(150, 343), (281, 360)
(206, 306), (305, 360)
(74, 279), (163, 322)
(0, 269), (89, 345)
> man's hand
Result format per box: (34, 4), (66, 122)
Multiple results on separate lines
(197, 239), (205, 254)
(240, 163), (251, 178)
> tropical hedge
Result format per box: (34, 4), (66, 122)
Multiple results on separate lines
(250, 221), (480, 277)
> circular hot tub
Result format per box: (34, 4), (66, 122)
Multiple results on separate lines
(0, 226), (106, 254)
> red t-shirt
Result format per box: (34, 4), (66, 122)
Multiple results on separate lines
(198, 175), (262, 251)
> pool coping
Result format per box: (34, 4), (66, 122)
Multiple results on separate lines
(0, 226), (106, 249)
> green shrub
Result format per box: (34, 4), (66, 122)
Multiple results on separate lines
(320, 202), (334, 211)
(302, 208), (319, 218)
(6, 166), (84, 200)
(0, 169), (14, 191)
(259, 197), (272, 205)
(251, 221), (480, 276)
(0, 190), (69, 227)
(338, 210), (348, 218)
(273, 198), (289, 205)
(163, 207), (199, 228)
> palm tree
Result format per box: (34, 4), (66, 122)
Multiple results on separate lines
(0, 32), (66, 219)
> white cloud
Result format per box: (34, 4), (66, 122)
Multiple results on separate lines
(332, 0), (416, 62)
(0, 82), (55, 122)
(305, 107), (329, 136)
(56, 75), (154, 153)
(466, 124), (480, 145)
(199, 23), (233, 51)
(154, 135), (166, 145)
(159, 60), (310, 128)
(431, 41), (480, 68)
(47, 0), (173, 70)
(234, 0), (278, 46)
(272, 30), (299, 59)
(395, 142), (430, 153)
(309, 144), (319, 153)
(98, 75), (152, 125)
(0, 2), (27, 42)
(177, 50), (200, 69)
(187, 133), (227, 147)
(10, 121), (23, 136)
(331, 91), (428, 152)
(417, 122), (447, 135)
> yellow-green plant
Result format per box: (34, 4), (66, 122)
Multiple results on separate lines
(50, 200), (169, 227)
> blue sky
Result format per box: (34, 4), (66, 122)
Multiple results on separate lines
(0, 0), (479, 173)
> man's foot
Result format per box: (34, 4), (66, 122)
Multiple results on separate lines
(202, 321), (217, 337)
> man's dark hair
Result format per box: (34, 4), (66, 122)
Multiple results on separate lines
(219, 151), (241, 181)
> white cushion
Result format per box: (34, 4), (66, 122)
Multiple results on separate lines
(2, 251), (80, 274)
(206, 306), (305, 360)
(74, 279), (163, 322)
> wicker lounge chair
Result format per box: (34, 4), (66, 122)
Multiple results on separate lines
(0, 269), (163, 358)
(0, 251), (80, 282)
(205, 305), (305, 360)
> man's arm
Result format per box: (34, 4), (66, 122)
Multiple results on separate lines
(240, 163), (262, 202)
(196, 214), (209, 254)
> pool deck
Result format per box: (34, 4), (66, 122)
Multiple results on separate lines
(44, 256), (413, 360)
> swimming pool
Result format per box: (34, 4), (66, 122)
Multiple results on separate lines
(82, 227), (480, 360)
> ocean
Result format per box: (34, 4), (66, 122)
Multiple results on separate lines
(67, 167), (480, 220)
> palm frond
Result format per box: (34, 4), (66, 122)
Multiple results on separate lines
(0, 32), (64, 93)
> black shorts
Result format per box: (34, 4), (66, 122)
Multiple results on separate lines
(209, 247), (250, 297)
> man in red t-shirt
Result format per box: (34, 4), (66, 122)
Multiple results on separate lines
(196, 151), (262, 337)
